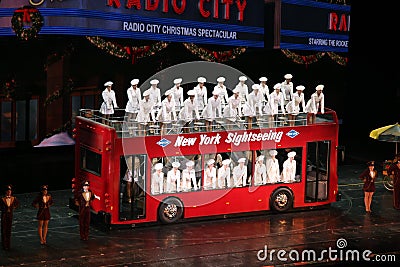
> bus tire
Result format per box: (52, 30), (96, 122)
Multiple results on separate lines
(383, 175), (394, 191)
(270, 188), (293, 212)
(158, 197), (184, 224)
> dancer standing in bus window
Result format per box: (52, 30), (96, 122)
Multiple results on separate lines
(204, 159), (217, 190)
(166, 161), (181, 193)
(151, 163), (164, 195)
(232, 158), (247, 187)
(254, 155), (267, 185)
(182, 161), (198, 191)
(266, 150), (280, 183)
(218, 159), (232, 188)
(282, 151), (297, 183)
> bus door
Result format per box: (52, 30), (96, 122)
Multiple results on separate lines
(305, 141), (329, 202)
(119, 154), (147, 221)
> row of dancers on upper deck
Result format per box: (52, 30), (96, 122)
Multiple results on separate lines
(99, 74), (325, 131)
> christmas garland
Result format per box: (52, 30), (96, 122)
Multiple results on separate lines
(281, 49), (348, 66)
(11, 6), (44, 41)
(183, 43), (246, 62)
(327, 52), (348, 66)
(44, 79), (74, 107)
(281, 49), (326, 65)
(86, 36), (169, 63)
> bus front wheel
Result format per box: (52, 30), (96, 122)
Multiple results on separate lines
(270, 188), (293, 212)
(158, 197), (184, 224)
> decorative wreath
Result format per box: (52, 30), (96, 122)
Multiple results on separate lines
(11, 7), (44, 41)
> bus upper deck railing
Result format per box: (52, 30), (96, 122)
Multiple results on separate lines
(78, 108), (337, 137)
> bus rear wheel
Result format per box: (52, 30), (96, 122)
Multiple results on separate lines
(158, 197), (184, 224)
(270, 188), (293, 212)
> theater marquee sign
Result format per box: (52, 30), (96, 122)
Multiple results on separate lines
(0, 0), (264, 47)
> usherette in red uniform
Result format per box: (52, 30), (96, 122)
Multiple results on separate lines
(75, 181), (95, 240)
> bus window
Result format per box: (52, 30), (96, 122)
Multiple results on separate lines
(80, 147), (101, 176)
(257, 148), (303, 184)
(230, 151), (252, 187)
(231, 152), (251, 187)
(150, 155), (201, 194)
(203, 152), (233, 190)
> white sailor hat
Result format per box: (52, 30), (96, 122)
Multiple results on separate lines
(238, 158), (246, 163)
(130, 79), (139, 85)
(150, 79), (159, 85)
(284, 74), (293, 79)
(212, 88), (221, 95)
(207, 159), (215, 165)
(269, 150), (278, 156)
(316, 84), (324, 90)
(104, 81), (113, 87)
(187, 90), (195, 96)
(197, 77), (206, 83)
(142, 90), (151, 97)
(288, 151), (296, 158)
(259, 77), (268, 82)
(257, 155), (265, 161)
(217, 76), (225, 83)
(238, 76), (247, 81)
(174, 78), (182, 84)
(296, 85), (305, 91)
(83, 181), (90, 186)
(222, 159), (231, 165)
(154, 163), (163, 170)
(252, 84), (260, 90)
(172, 161), (180, 168)
(273, 83), (282, 90)
(186, 161), (194, 167)
(165, 90), (172, 96)
(232, 88), (239, 94)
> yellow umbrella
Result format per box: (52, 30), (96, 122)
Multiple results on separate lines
(369, 123), (400, 154)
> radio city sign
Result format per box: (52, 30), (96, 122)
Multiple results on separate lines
(2, 0), (264, 47)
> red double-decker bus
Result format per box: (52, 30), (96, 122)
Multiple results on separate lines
(70, 108), (340, 227)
